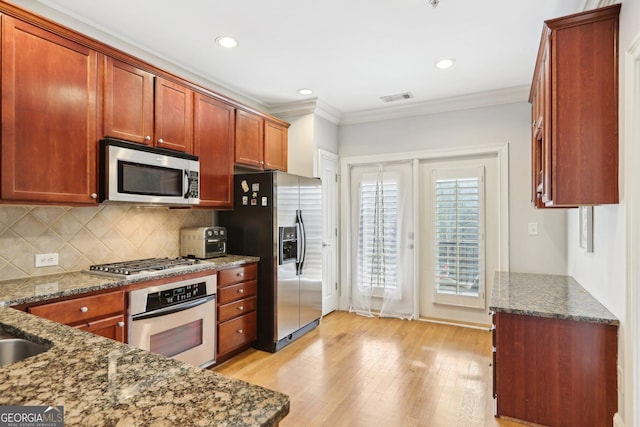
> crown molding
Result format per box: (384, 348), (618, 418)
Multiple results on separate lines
(338, 86), (530, 125)
(268, 98), (342, 124)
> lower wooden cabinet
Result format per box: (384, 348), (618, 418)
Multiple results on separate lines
(493, 311), (617, 426)
(27, 290), (126, 343)
(216, 263), (258, 363)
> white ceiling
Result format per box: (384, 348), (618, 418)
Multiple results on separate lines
(33, 0), (585, 121)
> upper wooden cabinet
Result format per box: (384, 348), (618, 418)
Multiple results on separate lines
(103, 58), (193, 153)
(235, 110), (289, 171)
(0, 15), (99, 205)
(194, 93), (235, 209)
(235, 109), (265, 169)
(530, 5), (620, 207)
(154, 77), (193, 153)
(103, 57), (154, 145)
(264, 120), (288, 171)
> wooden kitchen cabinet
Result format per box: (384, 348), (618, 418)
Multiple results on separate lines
(194, 93), (235, 208)
(529, 5), (620, 207)
(0, 15), (99, 205)
(235, 110), (289, 171)
(103, 58), (193, 153)
(154, 77), (193, 153)
(493, 311), (617, 426)
(264, 119), (288, 172)
(28, 290), (126, 343)
(216, 263), (258, 363)
(235, 109), (265, 169)
(103, 57), (154, 145)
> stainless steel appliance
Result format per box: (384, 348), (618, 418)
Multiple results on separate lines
(99, 138), (200, 206)
(88, 257), (199, 279)
(180, 227), (227, 259)
(88, 258), (217, 368)
(219, 171), (322, 352)
(128, 275), (216, 368)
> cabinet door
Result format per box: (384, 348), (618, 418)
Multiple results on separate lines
(76, 314), (126, 343)
(103, 57), (154, 145)
(194, 93), (234, 208)
(155, 77), (193, 153)
(264, 120), (288, 171)
(235, 109), (264, 169)
(1, 16), (98, 204)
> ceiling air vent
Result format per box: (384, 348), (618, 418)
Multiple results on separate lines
(380, 92), (414, 103)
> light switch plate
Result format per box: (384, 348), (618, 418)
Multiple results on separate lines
(528, 222), (539, 236)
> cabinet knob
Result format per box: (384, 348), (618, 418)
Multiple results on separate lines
(260, 161), (264, 165)
(238, 288), (244, 294)
(238, 306), (244, 311)
(158, 138), (164, 144)
(117, 321), (125, 328)
(80, 306), (89, 313)
(237, 272), (244, 277)
(90, 193), (97, 199)
(237, 329), (244, 334)
(145, 135), (151, 141)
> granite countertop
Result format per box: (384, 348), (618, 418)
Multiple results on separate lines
(0, 255), (259, 307)
(490, 271), (619, 325)
(0, 254), (288, 426)
(0, 306), (289, 426)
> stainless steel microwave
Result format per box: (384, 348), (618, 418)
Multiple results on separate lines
(99, 138), (200, 206)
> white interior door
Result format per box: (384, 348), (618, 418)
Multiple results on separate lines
(319, 149), (339, 315)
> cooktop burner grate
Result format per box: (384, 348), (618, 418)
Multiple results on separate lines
(89, 257), (198, 276)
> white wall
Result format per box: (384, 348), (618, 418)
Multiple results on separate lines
(339, 102), (567, 275)
(283, 114), (315, 176)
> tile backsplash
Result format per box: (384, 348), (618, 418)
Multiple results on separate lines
(0, 205), (211, 280)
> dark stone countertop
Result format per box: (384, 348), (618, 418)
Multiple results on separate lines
(490, 271), (619, 326)
(0, 255), (289, 426)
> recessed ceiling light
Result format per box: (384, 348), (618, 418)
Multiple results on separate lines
(298, 88), (313, 95)
(215, 36), (238, 48)
(435, 58), (455, 69)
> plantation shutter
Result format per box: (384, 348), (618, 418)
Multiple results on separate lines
(432, 166), (485, 308)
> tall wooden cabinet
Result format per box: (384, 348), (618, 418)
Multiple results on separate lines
(1, 15), (99, 205)
(530, 5), (620, 207)
(194, 93), (235, 208)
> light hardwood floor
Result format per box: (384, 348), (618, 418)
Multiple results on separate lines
(215, 311), (524, 427)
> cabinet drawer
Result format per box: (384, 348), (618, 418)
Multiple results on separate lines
(218, 263), (257, 287)
(75, 314), (125, 343)
(218, 311), (257, 355)
(218, 280), (257, 305)
(28, 291), (125, 325)
(218, 296), (256, 323)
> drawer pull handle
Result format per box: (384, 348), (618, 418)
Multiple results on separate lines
(237, 329), (244, 334)
(117, 321), (125, 328)
(238, 306), (244, 311)
(238, 289), (244, 294)
(80, 306), (89, 313)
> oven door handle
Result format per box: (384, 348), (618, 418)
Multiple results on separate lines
(131, 294), (216, 321)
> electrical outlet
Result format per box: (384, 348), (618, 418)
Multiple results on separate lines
(528, 222), (539, 236)
(35, 253), (59, 268)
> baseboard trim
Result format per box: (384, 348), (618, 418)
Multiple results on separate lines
(614, 412), (625, 427)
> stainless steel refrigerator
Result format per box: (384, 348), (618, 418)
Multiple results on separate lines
(219, 171), (322, 352)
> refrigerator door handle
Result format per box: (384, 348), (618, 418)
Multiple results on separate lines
(296, 209), (307, 276)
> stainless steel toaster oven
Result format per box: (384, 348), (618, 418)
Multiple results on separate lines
(180, 227), (227, 259)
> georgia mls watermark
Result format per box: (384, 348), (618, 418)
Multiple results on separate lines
(0, 406), (64, 427)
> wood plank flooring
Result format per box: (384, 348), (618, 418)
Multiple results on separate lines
(214, 311), (524, 427)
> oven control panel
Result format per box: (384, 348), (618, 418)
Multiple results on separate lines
(146, 281), (207, 310)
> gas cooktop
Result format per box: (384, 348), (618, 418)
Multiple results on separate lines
(87, 257), (200, 279)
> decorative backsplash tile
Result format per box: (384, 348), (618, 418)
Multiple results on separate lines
(0, 205), (211, 280)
